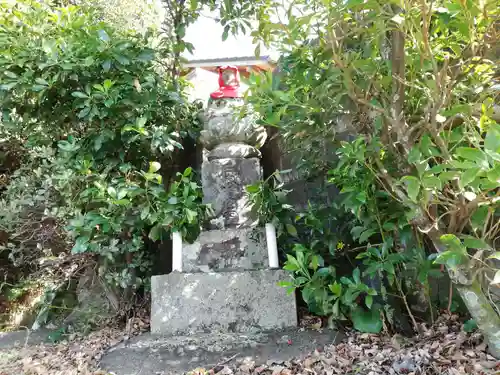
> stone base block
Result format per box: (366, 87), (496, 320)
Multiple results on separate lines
(182, 227), (267, 273)
(151, 270), (297, 335)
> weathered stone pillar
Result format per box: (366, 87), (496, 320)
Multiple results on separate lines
(151, 66), (297, 336)
(200, 95), (266, 229)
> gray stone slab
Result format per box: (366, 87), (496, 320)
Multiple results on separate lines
(100, 328), (343, 375)
(202, 157), (261, 229)
(183, 227), (268, 273)
(151, 270), (297, 335)
(0, 329), (51, 349)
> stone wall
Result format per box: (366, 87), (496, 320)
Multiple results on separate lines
(260, 121), (355, 210)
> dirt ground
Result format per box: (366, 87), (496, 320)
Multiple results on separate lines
(0, 314), (499, 375)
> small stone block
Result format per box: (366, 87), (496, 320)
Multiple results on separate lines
(151, 270), (297, 335)
(202, 157), (261, 228)
(182, 227), (268, 273)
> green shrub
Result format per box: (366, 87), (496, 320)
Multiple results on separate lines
(0, 1), (205, 300)
(244, 0), (500, 349)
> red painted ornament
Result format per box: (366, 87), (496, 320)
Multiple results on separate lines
(210, 65), (243, 99)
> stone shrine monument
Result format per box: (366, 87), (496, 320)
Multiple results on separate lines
(151, 66), (297, 335)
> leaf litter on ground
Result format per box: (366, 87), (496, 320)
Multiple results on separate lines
(0, 312), (149, 375)
(0, 313), (499, 375)
(186, 314), (500, 375)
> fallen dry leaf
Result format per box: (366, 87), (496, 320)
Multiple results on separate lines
(2, 313), (499, 375)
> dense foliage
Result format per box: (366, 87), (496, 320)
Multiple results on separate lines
(243, 0), (500, 355)
(0, 0), (207, 326)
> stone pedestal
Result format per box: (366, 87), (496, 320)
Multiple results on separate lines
(151, 270), (297, 335)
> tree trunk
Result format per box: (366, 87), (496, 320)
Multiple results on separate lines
(456, 281), (500, 358)
(427, 229), (500, 358)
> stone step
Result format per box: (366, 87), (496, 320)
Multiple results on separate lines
(151, 270), (297, 335)
(100, 329), (343, 375)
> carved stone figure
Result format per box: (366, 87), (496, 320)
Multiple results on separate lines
(210, 65), (242, 99)
(200, 66), (268, 229)
(200, 66), (267, 160)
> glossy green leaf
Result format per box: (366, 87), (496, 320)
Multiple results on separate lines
(470, 206), (489, 232)
(439, 171), (458, 183)
(148, 225), (162, 241)
(77, 107), (91, 118)
(459, 168), (480, 189)
(401, 176), (420, 202)
(351, 306), (382, 333)
(107, 186), (117, 198)
(149, 161), (161, 173)
(4, 71), (17, 78)
(246, 184), (260, 193)
(140, 206), (150, 221)
(351, 226), (365, 238)
(135, 116), (147, 128)
(310, 255), (320, 271)
(35, 78), (48, 86)
(486, 164), (500, 184)
(222, 25), (229, 41)
(382, 222), (396, 231)
(463, 319), (478, 332)
(117, 189), (127, 200)
(185, 208), (197, 223)
(98, 29), (110, 42)
(286, 223), (298, 237)
(440, 234), (463, 250)
(315, 267), (331, 277)
(352, 268), (361, 284)
(102, 60), (111, 71)
(434, 251), (468, 268)
(455, 147), (488, 168)
(114, 54), (130, 65)
(462, 236), (489, 249)
(0, 82), (17, 90)
(365, 295), (373, 309)
(71, 236), (90, 254)
(422, 176), (442, 190)
(32, 85), (47, 92)
(359, 229), (376, 243)
(407, 147), (422, 163)
(485, 123), (500, 154)
(329, 282), (342, 297)
(278, 280), (294, 288)
(71, 91), (88, 98)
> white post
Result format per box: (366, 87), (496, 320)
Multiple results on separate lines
(172, 231), (183, 272)
(265, 223), (279, 269)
